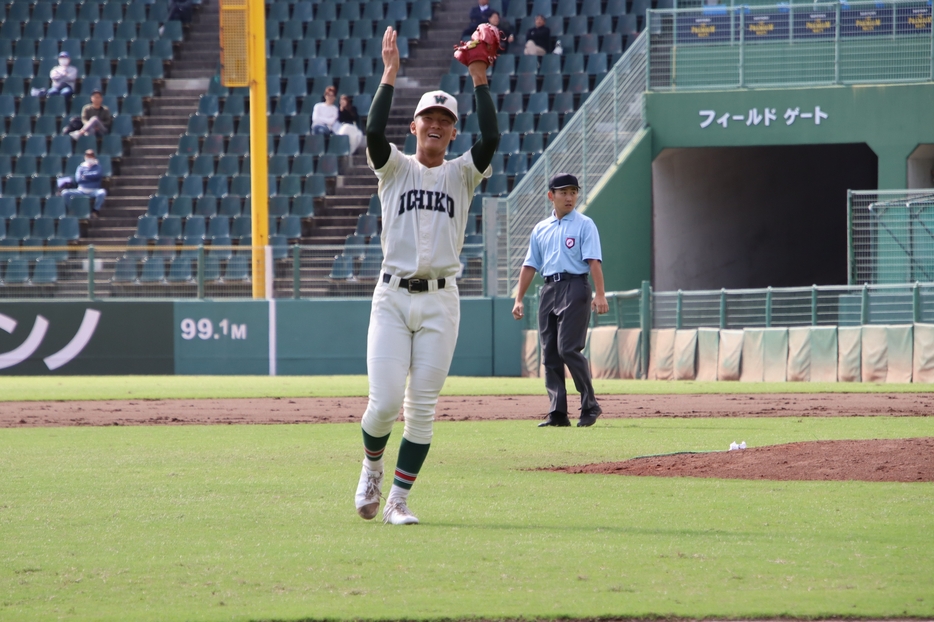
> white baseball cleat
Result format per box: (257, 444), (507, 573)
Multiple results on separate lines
(383, 499), (419, 525)
(355, 464), (383, 520)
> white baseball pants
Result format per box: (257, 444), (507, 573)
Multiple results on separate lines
(360, 281), (460, 445)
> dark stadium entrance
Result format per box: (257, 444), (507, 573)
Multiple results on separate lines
(651, 144), (878, 291)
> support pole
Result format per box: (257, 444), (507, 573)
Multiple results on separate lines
(860, 283), (870, 325)
(197, 245), (205, 299)
(292, 244), (301, 299)
(811, 284), (818, 326)
(676, 289), (683, 330)
(87, 244), (95, 300)
(765, 286), (772, 328)
(640, 280), (651, 379)
(719, 288), (727, 329)
(248, 0), (269, 299)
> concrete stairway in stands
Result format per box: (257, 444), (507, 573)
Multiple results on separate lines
(294, 0), (480, 293)
(86, 1), (220, 245)
(305, 0), (468, 247)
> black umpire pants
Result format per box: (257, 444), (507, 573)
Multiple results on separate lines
(538, 275), (600, 416)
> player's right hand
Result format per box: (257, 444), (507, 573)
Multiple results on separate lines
(382, 26), (400, 75)
(512, 300), (524, 320)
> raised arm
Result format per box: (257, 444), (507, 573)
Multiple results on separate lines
(366, 27), (400, 170)
(468, 62), (499, 173)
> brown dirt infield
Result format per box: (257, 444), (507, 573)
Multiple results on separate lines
(2, 392), (932, 483)
(2, 392), (932, 427)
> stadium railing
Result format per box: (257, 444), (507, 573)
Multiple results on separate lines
(0, 242), (486, 300)
(849, 189), (934, 286)
(521, 280), (934, 332)
(646, 0), (934, 91)
(495, 29), (649, 298)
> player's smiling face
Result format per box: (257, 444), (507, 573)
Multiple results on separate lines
(411, 109), (457, 154)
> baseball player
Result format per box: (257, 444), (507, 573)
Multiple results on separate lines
(354, 26), (501, 525)
(512, 173), (610, 427)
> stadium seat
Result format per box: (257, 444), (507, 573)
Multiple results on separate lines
(136, 216), (159, 241)
(221, 197), (243, 219)
(292, 196), (315, 219)
(506, 153), (529, 176)
(44, 196), (66, 220)
(57, 217), (80, 242)
(568, 72), (590, 93)
(231, 215), (252, 239)
(497, 133), (521, 155)
(304, 175), (327, 199)
(4, 258), (31, 284)
(147, 196), (170, 218)
(279, 215), (302, 240)
(206, 175), (229, 198)
(160, 216), (184, 240)
(67, 196), (91, 220)
(112, 256), (140, 284)
(170, 196), (194, 218)
(224, 255), (251, 281)
(32, 217), (56, 241)
(139, 256), (166, 283)
(328, 254), (354, 280)
(183, 216), (207, 241)
(552, 92), (576, 114)
(180, 176), (205, 199)
(485, 174), (509, 195)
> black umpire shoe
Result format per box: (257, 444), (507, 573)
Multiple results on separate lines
(538, 412), (572, 427)
(577, 407), (603, 428)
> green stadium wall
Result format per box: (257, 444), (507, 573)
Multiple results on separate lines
(583, 83), (934, 291)
(0, 299), (524, 376)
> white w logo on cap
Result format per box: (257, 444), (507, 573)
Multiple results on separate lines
(434, 95), (447, 104)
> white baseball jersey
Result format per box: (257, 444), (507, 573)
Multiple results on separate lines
(367, 143), (490, 280)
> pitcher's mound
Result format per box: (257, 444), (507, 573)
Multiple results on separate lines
(554, 438), (934, 482)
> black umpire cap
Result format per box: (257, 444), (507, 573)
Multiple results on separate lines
(548, 173), (580, 190)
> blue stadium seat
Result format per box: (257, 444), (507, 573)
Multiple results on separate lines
(135, 215), (159, 240)
(139, 256), (166, 283)
(147, 196), (170, 218)
(170, 196), (194, 218)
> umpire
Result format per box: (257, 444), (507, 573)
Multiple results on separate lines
(512, 173), (609, 427)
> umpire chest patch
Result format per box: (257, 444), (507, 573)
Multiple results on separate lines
(565, 237), (576, 249)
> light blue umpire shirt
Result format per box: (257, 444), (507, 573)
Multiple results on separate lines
(523, 208), (603, 277)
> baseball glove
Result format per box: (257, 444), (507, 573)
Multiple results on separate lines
(453, 23), (505, 68)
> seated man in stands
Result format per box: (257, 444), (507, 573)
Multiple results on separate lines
(525, 15), (551, 56)
(488, 12), (515, 53)
(336, 94), (364, 153)
(47, 51), (78, 101)
(311, 86), (339, 135)
(462, 0), (494, 39)
(69, 90), (113, 139)
(168, 0), (194, 23)
(62, 149), (107, 218)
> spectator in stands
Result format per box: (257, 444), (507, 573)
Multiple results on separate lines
(336, 94), (364, 153)
(62, 149), (107, 217)
(168, 0), (194, 23)
(311, 86), (339, 135)
(68, 90), (113, 139)
(462, 0), (494, 39)
(525, 15), (551, 56)
(46, 52), (78, 101)
(488, 12), (515, 54)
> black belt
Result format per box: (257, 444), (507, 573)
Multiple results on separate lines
(383, 273), (446, 293)
(543, 272), (587, 283)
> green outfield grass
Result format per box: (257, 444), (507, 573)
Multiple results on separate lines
(4, 375), (934, 401)
(1, 417), (932, 621)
